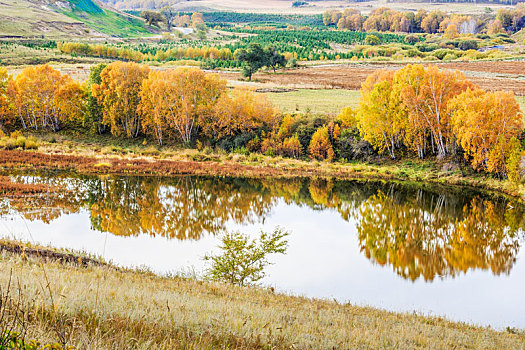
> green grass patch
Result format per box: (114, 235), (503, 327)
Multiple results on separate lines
(262, 89), (361, 115)
(64, 8), (151, 38)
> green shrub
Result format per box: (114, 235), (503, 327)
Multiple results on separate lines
(405, 48), (422, 57)
(204, 228), (289, 286)
(364, 35), (381, 46)
(415, 42), (439, 52)
(433, 49), (456, 60)
(404, 34), (419, 44)
(264, 148), (275, 157)
(233, 146), (250, 156)
(457, 40), (478, 50)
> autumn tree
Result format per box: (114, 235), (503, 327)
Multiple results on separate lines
(139, 67), (226, 144)
(391, 64), (427, 158)
(337, 106), (357, 130)
(308, 125), (335, 161)
(8, 64), (84, 131)
(421, 11), (447, 33)
(209, 88), (276, 139)
(92, 61), (150, 138)
(191, 12), (205, 27)
(351, 63), (522, 177)
(450, 88), (523, 176)
(397, 65), (473, 157)
(444, 24), (459, 39)
(177, 14), (191, 27)
(357, 69), (405, 159)
(282, 135), (302, 158)
(141, 10), (164, 27)
(0, 68), (13, 129)
(487, 19), (505, 34)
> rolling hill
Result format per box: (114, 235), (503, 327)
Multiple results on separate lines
(0, 0), (153, 39)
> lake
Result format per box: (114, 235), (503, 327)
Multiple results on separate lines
(1, 170), (524, 329)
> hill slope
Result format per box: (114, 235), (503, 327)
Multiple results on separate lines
(0, 0), (153, 39)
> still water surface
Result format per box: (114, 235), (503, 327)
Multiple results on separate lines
(1, 171), (524, 329)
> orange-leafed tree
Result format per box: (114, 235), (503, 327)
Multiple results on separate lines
(282, 135), (303, 158)
(308, 125), (335, 161)
(210, 88), (277, 139)
(0, 67), (14, 129)
(92, 61), (150, 138)
(450, 88), (523, 176)
(8, 64), (83, 131)
(137, 70), (169, 144)
(357, 69), (405, 159)
(337, 106), (357, 130)
(398, 65), (473, 158)
(393, 64), (428, 159)
(139, 67), (226, 144)
(487, 19), (505, 34)
(443, 24), (459, 39)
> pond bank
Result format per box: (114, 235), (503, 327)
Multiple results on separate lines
(1, 145), (524, 201)
(0, 238), (523, 349)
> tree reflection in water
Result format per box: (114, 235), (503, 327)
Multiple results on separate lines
(1, 171), (524, 281)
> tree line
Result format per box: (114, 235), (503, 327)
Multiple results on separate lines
(58, 42), (235, 63)
(0, 63), (523, 180)
(323, 5), (525, 34)
(57, 42), (286, 77)
(355, 64), (523, 179)
(140, 10), (205, 31)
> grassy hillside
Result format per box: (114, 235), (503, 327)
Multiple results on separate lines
(0, 0), (85, 39)
(0, 239), (523, 349)
(0, 0), (152, 39)
(62, 0), (152, 37)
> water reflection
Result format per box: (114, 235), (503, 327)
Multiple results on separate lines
(357, 190), (522, 281)
(1, 171), (524, 282)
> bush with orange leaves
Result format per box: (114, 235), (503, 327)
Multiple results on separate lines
(308, 126), (335, 161)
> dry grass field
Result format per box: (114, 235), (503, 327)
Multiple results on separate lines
(0, 242), (523, 349)
(220, 61), (525, 95)
(0, 0), (88, 39)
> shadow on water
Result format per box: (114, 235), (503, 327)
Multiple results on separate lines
(1, 169), (524, 282)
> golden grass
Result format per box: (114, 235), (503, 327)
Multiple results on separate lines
(0, 242), (523, 349)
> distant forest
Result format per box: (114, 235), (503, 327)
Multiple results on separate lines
(99, 0), (525, 11)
